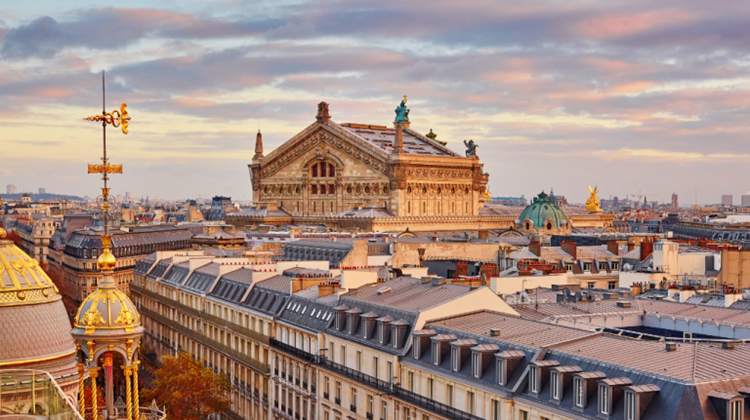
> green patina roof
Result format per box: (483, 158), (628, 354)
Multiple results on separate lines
(519, 191), (567, 228)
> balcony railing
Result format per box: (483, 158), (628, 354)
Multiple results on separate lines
(269, 338), (483, 420)
(140, 307), (270, 374)
(131, 284), (269, 344)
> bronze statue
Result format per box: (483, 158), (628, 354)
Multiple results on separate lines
(463, 139), (478, 157)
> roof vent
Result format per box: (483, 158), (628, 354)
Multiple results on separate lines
(617, 301), (632, 308)
(665, 343), (677, 352)
(490, 329), (501, 337)
(432, 277), (446, 286)
(723, 341), (735, 350)
(377, 287), (392, 295)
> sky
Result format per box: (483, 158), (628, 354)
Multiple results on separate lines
(1, 0), (749, 205)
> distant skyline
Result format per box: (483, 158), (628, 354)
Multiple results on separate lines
(2, 1), (750, 203)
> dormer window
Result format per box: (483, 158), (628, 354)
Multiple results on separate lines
(392, 325), (399, 348)
(451, 347), (459, 372)
(378, 323), (385, 343)
(551, 371), (560, 400)
(413, 338), (420, 359)
(574, 377), (584, 408)
(472, 353), (480, 378)
(496, 350), (525, 386)
(411, 329), (436, 361)
(599, 384), (609, 415)
(432, 342), (440, 365)
(529, 366), (539, 393)
(708, 390), (743, 420)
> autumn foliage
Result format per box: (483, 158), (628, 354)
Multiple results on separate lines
(142, 352), (231, 420)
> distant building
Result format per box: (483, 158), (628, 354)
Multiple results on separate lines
(722, 194), (733, 205)
(671, 192), (678, 209)
(742, 193), (750, 207)
(38, 187), (46, 194)
(6, 184), (17, 194)
(490, 196), (527, 207)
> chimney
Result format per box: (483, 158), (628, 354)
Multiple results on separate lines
(628, 242), (635, 252)
(665, 342), (677, 352)
(394, 124), (404, 154)
(561, 241), (578, 259)
(489, 328), (501, 337)
(631, 283), (642, 296)
(607, 240), (619, 256)
(318, 283), (341, 298)
(253, 130), (264, 160)
(529, 241), (542, 257)
(641, 241), (654, 261)
(723, 341), (735, 350)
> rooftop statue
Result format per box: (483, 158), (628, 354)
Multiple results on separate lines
(395, 95), (410, 123)
(463, 139), (478, 157)
(586, 185), (601, 212)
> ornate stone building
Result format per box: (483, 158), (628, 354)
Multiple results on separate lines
(249, 100), (488, 220)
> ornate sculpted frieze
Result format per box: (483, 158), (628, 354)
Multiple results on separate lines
(261, 129), (388, 178)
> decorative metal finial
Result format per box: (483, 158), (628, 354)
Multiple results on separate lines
(83, 70), (130, 273)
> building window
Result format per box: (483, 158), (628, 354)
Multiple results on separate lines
(472, 353), (480, 378)
(625, 392), (636, 420)
(373, 357), (379, 379)
(404, 408), (411, 420)
(368, 395), (373, 416)
(382, 401), (388, 420)
(492, 400), (500, 420)
(467, 391), (475, 415)
(378, 324), (384, 344)
(731, 400), (742, 420)
(329, 341), (334, 360)
(497, 359), (505, 385)
(408, 371), (414, 391)
(551, 371), (560, 400)
(574, 378), (584, 407)
(413, 338), (420, 359)
(599, 384), (609, 415)
(341, 345), (346, 365)
(325, 377), (330, 398)
(387, 361), (393, 382)
(432, 342), (440, 366)
(588, 281), (595, 289)
(392, 326), (399, 348)
(356, 350), (362, 371)
(428, 378), (434, 399)
(529, 366), (538, 393)
(451, 347), (459, 372)
(519, 410), (528, 420)
(351, 388), (357, 409)
(336, 381), (341, 403)
(446, 384), (453, 406)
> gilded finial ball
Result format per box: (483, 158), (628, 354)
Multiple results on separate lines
(0, 227), (6, 239)
(97, 248), (117, 271)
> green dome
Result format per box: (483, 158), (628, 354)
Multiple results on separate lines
(519, 191), (568, 228)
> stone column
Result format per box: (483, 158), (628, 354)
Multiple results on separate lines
(103, 353), (114, 419)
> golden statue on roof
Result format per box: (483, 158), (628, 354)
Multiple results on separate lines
(586, 185), (602, 213)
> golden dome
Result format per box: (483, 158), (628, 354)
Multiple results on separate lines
(0, 239), (60, 306)
(97, 247), (117, 271)
(73, 285), (141, 336)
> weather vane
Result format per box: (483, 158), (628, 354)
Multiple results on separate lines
(83, 70), (130, 250)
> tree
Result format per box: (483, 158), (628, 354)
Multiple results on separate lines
(142, 352), (231, 420)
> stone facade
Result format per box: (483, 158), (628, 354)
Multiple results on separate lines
(249, 102), (488, 219)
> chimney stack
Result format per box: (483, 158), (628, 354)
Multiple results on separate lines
(561, 241), (578, 259)
(607, 240), (619, 256)
(529, 241), (542, 257)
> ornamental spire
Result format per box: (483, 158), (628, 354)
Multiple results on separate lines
(253, 129), (264, 160)
(82, 70), (130, 284)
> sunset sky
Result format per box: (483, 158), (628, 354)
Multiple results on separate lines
(2, 0), (749, 204)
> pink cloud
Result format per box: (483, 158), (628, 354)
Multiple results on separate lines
(575, 9), (694, 39)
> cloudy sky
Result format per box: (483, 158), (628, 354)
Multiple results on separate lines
(1, 0), (749, 204)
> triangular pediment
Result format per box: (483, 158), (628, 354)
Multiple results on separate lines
(260, 123), (390, 178)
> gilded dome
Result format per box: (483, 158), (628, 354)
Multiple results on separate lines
(0, 238), (77, 370)
(73, 285), (142, 336)
(0, 239), (60, 306)
(519, 191), (568, 229)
